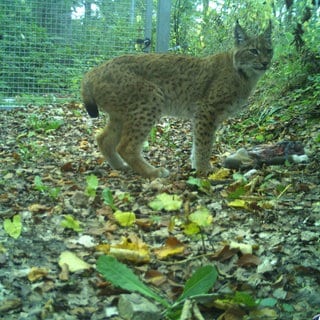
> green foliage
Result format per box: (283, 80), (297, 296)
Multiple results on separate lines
(97, 255), (218, 318)
(4, 214), (22, 239)
(97, 255), (170, 308)
(27, 115), (64, 132)
(187, 176), (211, 194)
(233, 291), (257, 307)
(102, 188), (117, 211)
(148, 193), (183, 211)
(175, 265), (218, 303)
(18, 142), (50, 162)
(85, 174), (99, 197)
(61, 215), (83, 232)
(34, 176), (61, 199)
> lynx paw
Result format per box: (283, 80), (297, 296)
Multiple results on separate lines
(195, 166), (212, 177)
(145, 167), (170, 179)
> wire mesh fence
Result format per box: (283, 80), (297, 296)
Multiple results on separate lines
(0, 0), (151, 105)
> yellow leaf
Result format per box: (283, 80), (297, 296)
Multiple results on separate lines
(227, 199), (248, 209)
(249, 308), (278, 319)
(208, 168), (231, 180)
(189, 207), (213, 227)
(58, 251), (92, 272)
(154, 236), (186, 260)
(28, 267), (49, 282)
(229, 241), (253, 255)
(183, 222), (200, 235)
(109, 235), (150, 263)
(114, 210), (136, 227)
(96, 243), (111, 254)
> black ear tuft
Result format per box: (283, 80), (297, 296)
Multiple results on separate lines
(263, 20), (272, 42)
(234, 21), (248, 46)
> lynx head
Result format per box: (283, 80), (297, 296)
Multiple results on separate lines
(233, 21), (273, 79)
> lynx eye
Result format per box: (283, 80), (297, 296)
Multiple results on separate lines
(249, 48), (259, 55)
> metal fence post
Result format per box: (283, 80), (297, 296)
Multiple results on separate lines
(156, 0), (171, 53)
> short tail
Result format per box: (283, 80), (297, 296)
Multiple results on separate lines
(81, 80), (99, 118)
(84, 100), (99, 118)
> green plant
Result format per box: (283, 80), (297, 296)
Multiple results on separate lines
(26, 114), (64, 132)
(85, 174), (99, 197)
(61, 215), (83, 232)
(18, 142), (50, 162)
(102, 188), (117, 210)
(96, 255), (218, 319)
(3, 214), (22, 239)
(34, 176), (61, 200)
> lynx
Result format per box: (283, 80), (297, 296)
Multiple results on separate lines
(81, 21), (273, 178)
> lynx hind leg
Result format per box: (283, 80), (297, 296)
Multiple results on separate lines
(116, 117), (169, 179)
(191, 115), (216, 176)
(97, 120), (128, 171)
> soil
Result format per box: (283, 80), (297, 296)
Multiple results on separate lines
(0, 101), (319, 320)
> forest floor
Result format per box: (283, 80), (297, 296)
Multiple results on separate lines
(0, 88), (319, 320)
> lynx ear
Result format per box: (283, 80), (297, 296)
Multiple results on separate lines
(234, 20), (248, 46)
(263, 20), (272, 42)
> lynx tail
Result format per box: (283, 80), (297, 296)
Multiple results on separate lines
(84, 100), (99, 118)
(82, 80), (99, 118)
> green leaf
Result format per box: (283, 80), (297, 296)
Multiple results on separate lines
(102, 188), (116, 210)
(148, 193), (182, 211)
(176, 265), (218, 302)
(61, 215), (83, 232)
(48, 187), (61, 200)
(255, 134), (265, 142)
(34, 176), (47, 192)
(282, 303), (294, 312)
(234, 291), (257, 307)
(114, 210), (136, 227)
(187, 176), (211, 194)
(4, 214), (22, 239)
(227, 184), (246, 200)
(183, 222), (200, 235)
(86, 174), (99, 197)
(97, 255), (170, 307)
(189, 207), (213, 227)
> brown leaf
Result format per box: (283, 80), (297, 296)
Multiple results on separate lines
(154, 236), (186, 260)
(145, 269), (167, 286)
(237, 254), (261, 267)
(211, 245), (238, 262)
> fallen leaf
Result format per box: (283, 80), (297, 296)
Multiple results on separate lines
(249, 308), (278, 319)
(227, 199), (248, 210)
(58, 251), (92, 272)
(154, 236), (186, 260)
(3, 214), (22, 239)
(229, 241), (253, 255)
(145, 269), (167, 286)
(208, 168), (231, 180)
(211, 245), (238, 262)
(114, 210), (136, 227)
(189, 207), (213, 227)
(149, 193), (183, 211)
(27, 267), (49, 282)
(28, 203), (50, 213)
(237, 254), (261, 267)
(108, 235), (150, 263)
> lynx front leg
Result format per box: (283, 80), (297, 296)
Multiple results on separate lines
(116, 119), (169, 179)
(191, 114), (216, 176)
(97, 119), (128, 171)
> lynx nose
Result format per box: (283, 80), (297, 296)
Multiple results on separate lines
(262, 62), (269, 69)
